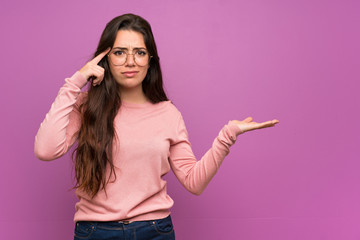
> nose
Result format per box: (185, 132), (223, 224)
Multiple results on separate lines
(125, 53), (136, 66)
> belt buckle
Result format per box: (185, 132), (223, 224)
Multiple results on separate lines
(118, 220), (131, 225)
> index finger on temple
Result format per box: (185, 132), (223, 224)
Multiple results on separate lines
(92, 48), (111, 64)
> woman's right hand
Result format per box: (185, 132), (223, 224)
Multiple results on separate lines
(79, 48), (110, 87)
(231, 117), (279, 134)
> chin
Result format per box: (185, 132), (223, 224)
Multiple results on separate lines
(117, 81), (143, 90)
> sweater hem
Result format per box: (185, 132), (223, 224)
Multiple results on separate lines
(73, 209), (171, 223)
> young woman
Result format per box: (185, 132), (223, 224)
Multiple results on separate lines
(34, 13), (278, 240)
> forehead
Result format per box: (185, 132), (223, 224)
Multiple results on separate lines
(113, 30), (146, 48)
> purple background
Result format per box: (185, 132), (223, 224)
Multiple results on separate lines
(1, 0), (359, 239)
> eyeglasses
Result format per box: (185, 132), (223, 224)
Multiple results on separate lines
(108, 48), (152, 67)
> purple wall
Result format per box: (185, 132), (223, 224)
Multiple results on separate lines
(1, 0), (359, 239)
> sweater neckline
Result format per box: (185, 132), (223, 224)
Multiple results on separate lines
(121, 100), (153, 109)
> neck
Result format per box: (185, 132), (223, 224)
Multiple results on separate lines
(119, 86), (148, 104)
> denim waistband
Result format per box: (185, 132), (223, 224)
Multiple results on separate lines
(76, 215), (171, 230)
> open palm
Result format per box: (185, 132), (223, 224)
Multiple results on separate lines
(232, 117), (279, 133)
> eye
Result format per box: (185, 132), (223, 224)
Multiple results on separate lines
(113, 50), (126, 56)
(136, 50), (147, 57)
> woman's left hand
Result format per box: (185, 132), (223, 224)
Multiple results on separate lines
(231, 117), (279, 133)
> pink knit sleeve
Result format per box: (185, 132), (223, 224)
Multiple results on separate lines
(34, 72), (87, 161)
(169, 115), (243, 195)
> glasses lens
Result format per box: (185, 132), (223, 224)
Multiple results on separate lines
(134, 50), (150, 66)
(110, 50), (150, 66)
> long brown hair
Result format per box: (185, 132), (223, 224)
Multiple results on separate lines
(74, 14), (168, 198)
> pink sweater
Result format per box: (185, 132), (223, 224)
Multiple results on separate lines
(34, 72), (243, 222)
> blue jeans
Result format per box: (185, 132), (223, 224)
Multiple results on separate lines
(74, 215), (175, 240)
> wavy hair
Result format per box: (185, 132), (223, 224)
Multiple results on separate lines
(74, 14), (168, 198)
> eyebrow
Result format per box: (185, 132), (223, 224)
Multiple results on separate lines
(112, 47), (147, 50)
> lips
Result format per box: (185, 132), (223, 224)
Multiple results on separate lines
(122, 71), (138, 77)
